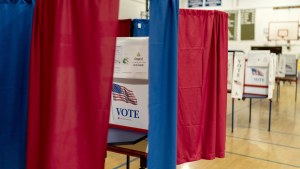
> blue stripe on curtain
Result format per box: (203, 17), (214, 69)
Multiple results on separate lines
(148, 0), (179, 168)
(0, 1), (35, 169)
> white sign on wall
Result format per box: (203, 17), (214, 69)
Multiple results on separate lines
(188, 0), (203, 7)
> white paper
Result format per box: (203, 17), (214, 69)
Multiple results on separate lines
(244, 86), (268, 96)
(227, 52), (234, 90)
(113, 37), (149, 79)
(276, 56), (286, 77)
(248, 50), (270, 59)
(284, 54), (297, 76)
(247, 53), (270, 67)
(268, 54), (277, 99)
(232, 53), (246, 99)
(245, 66), (269, 87)
(110, 82), (149, 130)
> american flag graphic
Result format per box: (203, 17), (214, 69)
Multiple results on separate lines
(285, 64), (292, 70)
(251, 68), (263, 76)
(112, 83), (137, 105)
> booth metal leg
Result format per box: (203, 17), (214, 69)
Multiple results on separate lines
(140, 156), (147, 169)
(295, 81), (298, 101)
(232, 98), (235, 133)
(126, 156), (130, 169)
(268, 100), (272, 132)
(249, 98), (252, 124)
(277, 82), (280, 102)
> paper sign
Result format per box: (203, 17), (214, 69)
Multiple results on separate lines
(244, 86), (268, 95)
(114, 37), (149, 80)
(232, 53), (246, 99)
(188, 0), (203, 7)
(247, 51), (270, 67)
(284, 54), (297, 75)
(245, 67), (269, 87)
(110, 82), (149, 130)
(276, 56), (286, 77)
(227, 52), (234, 90)
(205, 0), (222, 6)
(244, 51), (271, 96)
(268, 54), (277, 98)
(110, 37), (149, 130)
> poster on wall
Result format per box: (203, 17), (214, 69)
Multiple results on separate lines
(114, 37), (148, 80)
(227, 10), (238, 40)
(205, 0), (221, 7)
(240, 9), (255, 40)
(110, 37), (149, 130)
(188, 0), (203, 8)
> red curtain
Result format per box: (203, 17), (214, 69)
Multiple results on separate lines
(118, 19), (132, 37)
(177, 9), (228, 164)
(26, 1), (119, 169)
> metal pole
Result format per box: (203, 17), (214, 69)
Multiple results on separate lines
(249, 98), (252, 124)
(268, 100), (272, 132)
(127, 156), (130, 169)
(232, 98), (235, 133)
(146, 0), (149, 12)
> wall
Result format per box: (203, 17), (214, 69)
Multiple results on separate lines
(180, 0), (300, 54)
(119, 0), (146, 19)
(119, 0), (300, 54)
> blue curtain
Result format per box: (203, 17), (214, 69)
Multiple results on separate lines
(0, 1), (35, 169)
(148, 0), (179, 168)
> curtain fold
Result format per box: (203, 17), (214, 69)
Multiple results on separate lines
(118, 19), (132, 37)
(0, 1), (35, 169)
(148, 0), (179, 168)
(177, 9), (228, 164)
(26, 0), (119, 169)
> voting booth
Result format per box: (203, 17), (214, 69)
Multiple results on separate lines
(109, 37), (149, 131)
(107, 37), (149, 169)
(275, 54), (298, 101)
(232, 51), (277, 99)
(231, 51), (277, 132)
(284, 54), (298, 76)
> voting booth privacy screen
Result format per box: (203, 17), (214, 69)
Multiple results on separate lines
(0, 1), (34, 169)
(1, 1), (231, 168)
(26, 1), (119, 169)
(177, 9), (228, 164)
